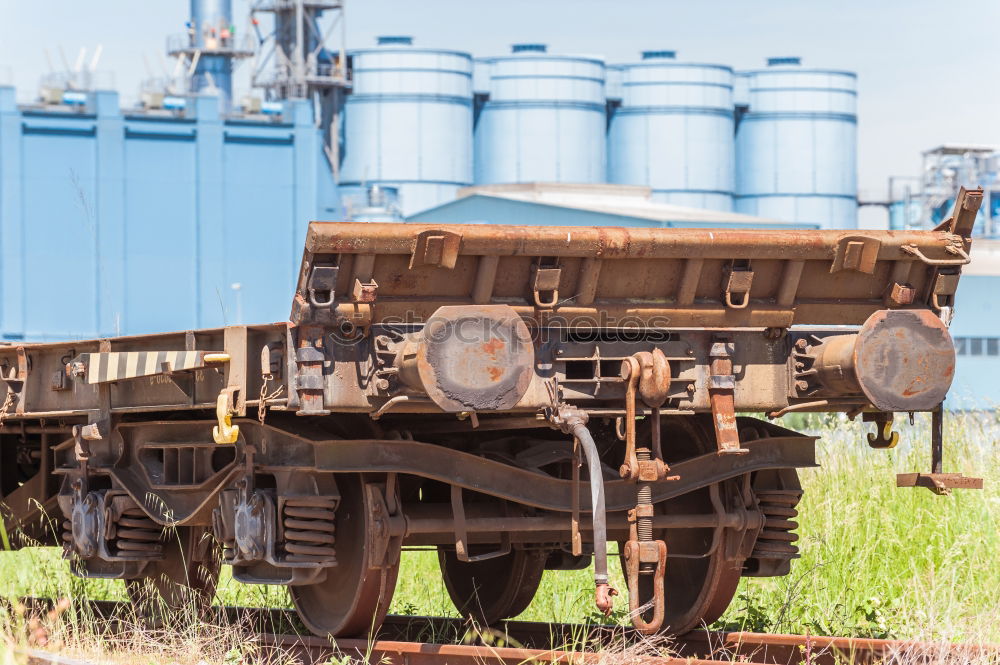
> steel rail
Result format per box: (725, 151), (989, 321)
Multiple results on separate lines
(19, 598), (999, 665)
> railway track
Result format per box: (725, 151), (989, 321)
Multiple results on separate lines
(18, 598), (998, 665)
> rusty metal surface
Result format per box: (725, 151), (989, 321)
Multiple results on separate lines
(896, 472), (985, 493)
(853, 309), (955, 411)
(304, 430), (817, 513)
(293, 220), (974, 329)
(416, 305), (534, 412)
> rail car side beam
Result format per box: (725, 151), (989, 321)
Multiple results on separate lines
(302, 434), (816, 513)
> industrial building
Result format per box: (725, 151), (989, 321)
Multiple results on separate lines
(0, 2), (861, 340)
(407, 183), (817, 229)
(885, 146), (1000, 409)
(1, 0), (996, 406)
(0, 89), (334, 339)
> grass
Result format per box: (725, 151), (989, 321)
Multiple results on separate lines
(0, 411), (996, 656)
(718, 410), (1000, 642)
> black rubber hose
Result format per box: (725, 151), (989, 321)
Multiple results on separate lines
(570, 422), (608, 588)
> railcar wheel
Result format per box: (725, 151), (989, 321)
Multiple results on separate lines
(621, 416), (747, 634)
(438, 545), (547, 624)
(125, 525), (220, 621)
(291, 474), (401, 638)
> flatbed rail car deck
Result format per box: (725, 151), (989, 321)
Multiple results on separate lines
(0, 188), (983, 638)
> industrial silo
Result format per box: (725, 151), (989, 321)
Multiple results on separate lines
(735, 57), (857, 229)
(340, 36), (473, 215)
(474, 44), (606, 184)
(607, 51), (734, 211)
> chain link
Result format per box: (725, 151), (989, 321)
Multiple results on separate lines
(0, 390), (15, 430)
(258, 375), (285, 426)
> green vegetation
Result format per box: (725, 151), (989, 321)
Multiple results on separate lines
(0, 412), (996, 644)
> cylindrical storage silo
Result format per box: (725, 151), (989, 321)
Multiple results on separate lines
(735, 57), (857, 229)
(341, 36), (473, 215)
(607, 51), (734, 211)
(474, 44), (606, 184)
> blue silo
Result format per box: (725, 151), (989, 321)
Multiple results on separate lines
(734, 57), (857, 229)
(607, 51), (734, 211)
(474, 44), (606, 184)
(340, 36), (473, 216)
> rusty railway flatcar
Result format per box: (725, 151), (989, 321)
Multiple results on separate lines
(0, 188), (984, 636)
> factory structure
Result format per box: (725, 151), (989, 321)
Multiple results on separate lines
(0, 0), (996, 406)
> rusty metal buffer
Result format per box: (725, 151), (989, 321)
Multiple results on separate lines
(0, 188), (985, 636)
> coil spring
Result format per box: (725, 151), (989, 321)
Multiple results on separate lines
(282, 497), (337, 564)
(634, 448), (656, 574)
(114, 507), (164, 556)
(752, 489), (802, 560)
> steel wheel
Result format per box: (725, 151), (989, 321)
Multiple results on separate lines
(438, 545), (547, 624)
(291, 474), (400, 638)
(125, 525), (220, 621)
(621, 415), (747, 634)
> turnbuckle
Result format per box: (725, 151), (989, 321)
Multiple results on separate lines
(619, 351), (673, 633)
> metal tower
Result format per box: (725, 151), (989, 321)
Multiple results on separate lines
(249, 0), (351, 172)
(167, 0), (254, 111)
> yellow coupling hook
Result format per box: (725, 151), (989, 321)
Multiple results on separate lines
(213, 389), (240, 444)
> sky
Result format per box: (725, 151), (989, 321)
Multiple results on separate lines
(2, 0), (998, 226)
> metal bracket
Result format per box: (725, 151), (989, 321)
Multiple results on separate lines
(897, 407), (982, 495)
(933, 187), (982, 237)
(531, 264), (562, 309)
(931, 270), (961, 310)
(410, 229), (462, 269)
(307, 265), (339, 308)
(831, 236), (880, 274)
(896, 473), (984, 495)
(451, 485), (510, 562)
(884, 282), (916, 307)
(366, 483), (403, 568)
(722, 262), (754, 309)
(352, 278), (378, 303)
(708, 340), (748, 454)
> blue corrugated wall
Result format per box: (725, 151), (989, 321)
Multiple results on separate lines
(0, 87), (336, 341)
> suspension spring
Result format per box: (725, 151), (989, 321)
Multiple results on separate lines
(752, 489), (802, 560)
(113, 507), (164, 557)
(282, 497), (338, 564)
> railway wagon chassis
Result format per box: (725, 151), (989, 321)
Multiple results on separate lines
(0, 189), (984, 636)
